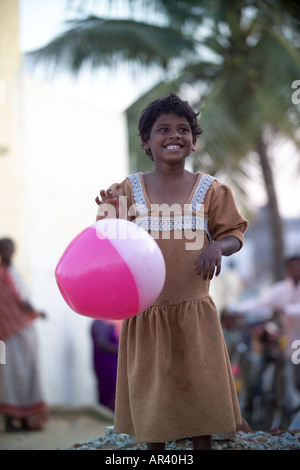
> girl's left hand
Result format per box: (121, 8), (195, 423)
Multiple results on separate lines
(194, 243), (223, 280)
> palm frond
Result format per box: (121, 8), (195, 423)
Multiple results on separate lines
(27, 16), (197, 74)
(180, 60), (223, 83)
(149, 0), (205, 28)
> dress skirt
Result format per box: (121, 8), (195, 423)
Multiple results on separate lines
(114, 296), (242, 442)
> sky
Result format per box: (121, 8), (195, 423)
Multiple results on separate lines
(19, 0), (162, 113)
(19, 0), (300, 219)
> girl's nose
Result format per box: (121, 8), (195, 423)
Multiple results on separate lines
(168, 129), (180, 138)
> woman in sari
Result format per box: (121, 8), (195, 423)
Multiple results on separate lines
(0, 238), (48, 432)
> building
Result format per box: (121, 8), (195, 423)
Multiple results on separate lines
(0, 0), (128, 405)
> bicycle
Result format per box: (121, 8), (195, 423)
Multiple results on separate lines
(221, 307), (286, 430)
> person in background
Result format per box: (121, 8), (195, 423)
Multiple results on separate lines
(0, 238), (48, 432)
(210, 261), (244, 314)
(226, 255), (300, 415)
(91, 319), (119, 412)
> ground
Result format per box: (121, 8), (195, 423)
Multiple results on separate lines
(0, 405), (113, 450)
(1, 406), (299, 451)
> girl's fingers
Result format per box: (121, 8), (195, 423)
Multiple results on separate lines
(195, 260), (220, 280)
(215, 260), (222, 277)
(98, 189), (118, 200)
(208, 264), (216, 280)
(202, 261), (211, 280)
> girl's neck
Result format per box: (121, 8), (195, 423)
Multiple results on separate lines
(151, 165), (191, 181)
(143, 167), (198, 207)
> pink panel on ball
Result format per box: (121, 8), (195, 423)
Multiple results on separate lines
(55, 226), (139, 320)
(95, 219), (166, 312)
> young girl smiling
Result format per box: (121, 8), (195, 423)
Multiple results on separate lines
(95, 93), (248, 450)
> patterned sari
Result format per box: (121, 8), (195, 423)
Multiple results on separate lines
(0, 264), (48, 428)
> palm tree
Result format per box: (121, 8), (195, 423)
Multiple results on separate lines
(125, 2), (300, 281)
(28, 0), (300, 280)
(183, 2), (300, 281)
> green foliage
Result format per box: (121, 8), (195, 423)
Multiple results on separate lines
(28, 16), (196, 73)
(28, 0), (300, 207)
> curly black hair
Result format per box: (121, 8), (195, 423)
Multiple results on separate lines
(138, 93), (202, 158)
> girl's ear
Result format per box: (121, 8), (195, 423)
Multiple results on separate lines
(141, 140), (153, 159)
(142, 141), (150, 151)
(191, 144), (196, 152)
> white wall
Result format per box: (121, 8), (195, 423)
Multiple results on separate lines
(20, 73), (128, 405)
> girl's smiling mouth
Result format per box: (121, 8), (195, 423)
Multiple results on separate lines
(164, 144), (183, 150)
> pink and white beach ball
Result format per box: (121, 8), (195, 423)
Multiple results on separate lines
(55, 218), (166, 320)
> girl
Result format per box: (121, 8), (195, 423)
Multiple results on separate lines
(95, 93), (248, 450)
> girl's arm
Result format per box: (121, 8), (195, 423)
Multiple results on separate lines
(194, 236), (241, 280)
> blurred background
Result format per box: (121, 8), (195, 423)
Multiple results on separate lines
(1, 0), (300, 430)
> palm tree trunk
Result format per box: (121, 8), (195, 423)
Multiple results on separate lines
(256, 133), (285, 281)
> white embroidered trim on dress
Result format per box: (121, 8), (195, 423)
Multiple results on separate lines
(135, 215), (209, 232)
(128, 173), (215, 241)
(187, 174), (216, 213)
(128, 173), (148, 214)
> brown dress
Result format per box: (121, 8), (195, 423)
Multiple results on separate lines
(96, 172), (248, 442)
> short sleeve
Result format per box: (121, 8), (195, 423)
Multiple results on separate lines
(96, 178), (134, 221)
(207, 182), (248, 249)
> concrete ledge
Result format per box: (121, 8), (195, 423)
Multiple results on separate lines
(49, 404), (114, 423)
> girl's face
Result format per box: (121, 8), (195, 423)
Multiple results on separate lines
(143, 113), (195, 164)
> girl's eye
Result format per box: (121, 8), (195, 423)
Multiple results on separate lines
(156, 126), (191, 133)
(158, 127), (190, 132)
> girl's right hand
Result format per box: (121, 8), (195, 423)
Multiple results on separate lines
(95, 186), (122, 219)
(95, 188), (119, 205)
